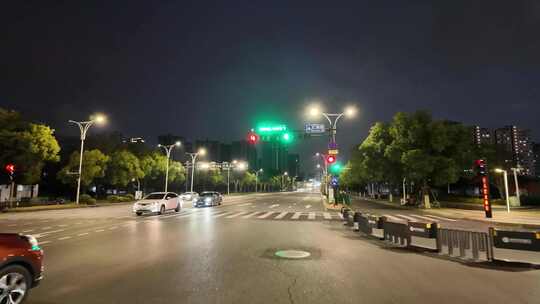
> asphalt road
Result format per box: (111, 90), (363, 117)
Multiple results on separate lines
(1, 191), (539, 304)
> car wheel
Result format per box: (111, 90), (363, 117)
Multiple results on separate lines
(159, 205), (165, 215)
(174, 204), (180, 212)
(0, 265), (32, 304)
(136, 212), (142, 216)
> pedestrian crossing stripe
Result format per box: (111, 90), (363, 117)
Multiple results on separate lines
(257, 212), (274, 219)
(241, 212), (259, 219)
(291, 212), (302, 220)
(274, 212), (288, 219)
(225, 212), (248, 218)
(422, 214), (457, 222)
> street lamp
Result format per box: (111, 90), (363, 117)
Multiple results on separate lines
(315, 152), (328, 195)
(511, 167), (522, 206)
(307, 104), (358, 143)
(281, 171), (288, 191)
(158, 141), (181, 193)
(186, 148), (206, 193)
(68, 113), (106, 204)
(494, 168), (510, 213)
(255, 168), (263, 193)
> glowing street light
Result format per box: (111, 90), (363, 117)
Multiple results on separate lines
(494, 168), (510, 212)
(186, 148), (206, 192)
(255, 168), (263, 193)
(158, 141), (181, 193)
(305, 103), (358, 143)
(68, 113), (107, 204)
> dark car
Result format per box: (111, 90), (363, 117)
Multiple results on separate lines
(0, 233), (44, 303)
(193, 192), (222, 207)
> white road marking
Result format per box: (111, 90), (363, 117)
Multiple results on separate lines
(22, 229), (34, 233)
(423, 214), (457, 222)
(238, 203), (252, 207)
(7, 224), (17, 227)
(39, 240), (52, 245)
(41, 226), (52, 230)
(274, 212), (288, 219)
(75, 222), (83, 225)
(394, 214), (417, 221)
(323, 212), (332, 220)
(34, 229), (65, 238)
(308, 212), (316, 220)
(242, 212), (259, 219)
(213, 212), (234, 218)
(288, 206), (292, 208)
(78, 233), (89, 236)
(409, 214), (439, 222)
(257, 212), (274, 219)
(109, 226), (118, 230)
(383, 215), (405, 222)
(58, 224), (68, 227)
(58, 236), (71, 240)
(225, 212), (247, 218)
(291, 212), (302, 220)
(95, 229), (105, 232)
(269, 204), (279, 208)
(305, 205), (312, 209)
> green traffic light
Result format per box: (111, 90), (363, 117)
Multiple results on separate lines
(329, 162), (343, 174)
(282, 132), (293, 143)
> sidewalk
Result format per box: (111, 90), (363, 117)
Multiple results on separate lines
(356, 197), (540, 228)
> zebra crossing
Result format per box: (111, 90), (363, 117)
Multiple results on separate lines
(379, 213), (457, 223)
(154, 209), (343, 222)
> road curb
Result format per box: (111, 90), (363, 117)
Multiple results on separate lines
(458, 216), (540, 229)
(1, 202), (133, 213)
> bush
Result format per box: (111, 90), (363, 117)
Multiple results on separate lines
(106, 194), (134, 203)
(521, 196), (540, 206)
(79, 194), (96, 205)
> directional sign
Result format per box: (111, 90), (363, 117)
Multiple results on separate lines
(331, 176), (339, 187)
(305, 123), (325, 134)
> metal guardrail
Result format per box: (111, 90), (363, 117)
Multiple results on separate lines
(437, 228), (493, 261)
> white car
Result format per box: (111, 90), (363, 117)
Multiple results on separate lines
(180, 191), (199, 202)
(133, 192), (181, 216)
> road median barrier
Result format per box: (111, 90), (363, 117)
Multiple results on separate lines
(489, 228), (540, 264)
(382, 219), (410, 247)
(407, 221), (439, 250)
(341, 211), (540, 265)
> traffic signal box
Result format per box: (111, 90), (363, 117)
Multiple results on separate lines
(475, 159), (492, 218)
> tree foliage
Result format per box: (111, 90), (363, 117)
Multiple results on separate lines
(0, 108), (61, 184)
(58, 149), (109, 188)
(106, 150), (145, 187)
(140, 152), (185, 190)
(347, 111), (479, 193)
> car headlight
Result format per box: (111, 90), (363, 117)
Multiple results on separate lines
(204, 198), (211, 202)
(24, 235), (41, 251)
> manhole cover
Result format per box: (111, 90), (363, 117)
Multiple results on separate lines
(275, 250), (311, 259)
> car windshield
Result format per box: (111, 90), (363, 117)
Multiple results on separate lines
(200, 192), (214, 197)
(143, 193), (165, 200)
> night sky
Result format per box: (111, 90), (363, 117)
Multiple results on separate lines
(2, 1), (540, 173)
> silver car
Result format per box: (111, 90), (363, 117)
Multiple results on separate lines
(193, 192), (222, 208)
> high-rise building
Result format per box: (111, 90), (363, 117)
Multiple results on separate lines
(472, 126), (493, 146)
(231, 140), (257, 170)
(533, 143), (540, 178)
(494, 126), (535, 176)
(287, 154), (300, 177)
(260, 142), (288, 174)
(194, 139), (222, 162)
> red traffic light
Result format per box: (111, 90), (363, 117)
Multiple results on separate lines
(247, 132), (259, 144)
(4, 164), (15, 175)
(326, 155), (336, 164)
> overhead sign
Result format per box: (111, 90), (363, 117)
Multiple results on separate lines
(305, 123), (325, 134)
(257, 125), (287, 133)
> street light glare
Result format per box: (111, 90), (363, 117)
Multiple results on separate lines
(494, 168), (505, 173)
(175, 141), (181, 146)
(92, 113), (107, 124)
(198, 148), (206, 155)
(344, 106), (357, 117)
(307, 105), (321, 117)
